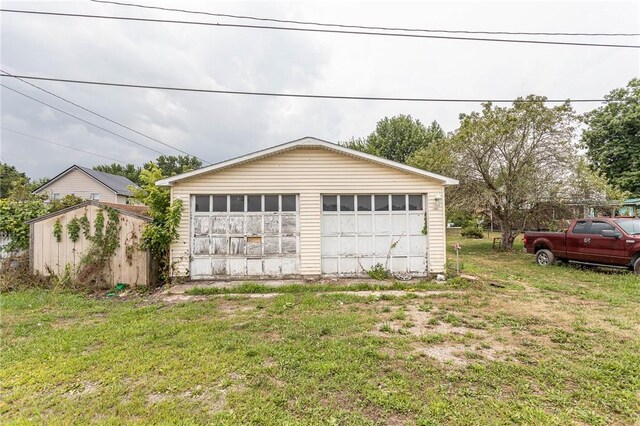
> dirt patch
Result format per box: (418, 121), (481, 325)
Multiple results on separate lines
(66, 381), (99, 398)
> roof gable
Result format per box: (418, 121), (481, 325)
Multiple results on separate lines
(26, 200), (151, 224)
(156, 137), (458, 186)
(33, 165), (139, 196)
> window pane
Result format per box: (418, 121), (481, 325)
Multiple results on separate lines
(323, 195), (338, 211)
(357, 195), (371, 211)
(230, 195), (245, 212)
(247, 195), (262, 212)
(589, 221), (615, 234)
(212, 195), (227, 212)
(265, 195), (279, 212)
(408, 195), (423, 211)
(194, 195), (210, 212)
(392, 195), (406, 211)
(340, 195), (354, 211)
(282, 195), (296, 211)
(572, 221), (587, 234)
(375, 195), (389, 211)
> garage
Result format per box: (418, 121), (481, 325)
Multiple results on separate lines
(321, 194), (428, 276)
(190, 194), (299, 278)
(158, 137), (457, 280)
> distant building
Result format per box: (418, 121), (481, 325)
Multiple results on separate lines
(32, 165), (138, 204)
(619, 198), (640, 218)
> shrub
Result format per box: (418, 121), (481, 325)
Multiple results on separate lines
(367, 263), (390, 280)
(461, 220), (484, 239)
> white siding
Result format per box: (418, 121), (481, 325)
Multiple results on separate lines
(36, 169), (120, 203)
(169, 147), (448, 277)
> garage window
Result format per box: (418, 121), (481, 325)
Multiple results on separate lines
(247, 195), (262, 212)
(357, 195), (371, 211)
(392, 195), (406, 211)
(212, 195), (227, 212)
(282, 195), (296, 212)
(408, 195), (422, 211)
(265, 195), (279, 212)
(195, 195), (210, 212)
(340, 195), (355, 211)
(230, 195), (245, 212)
(375, 195), (389, 211)
(323, 195), (338, 211)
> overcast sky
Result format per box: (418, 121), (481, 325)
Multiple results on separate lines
(1, 0), (639, 179)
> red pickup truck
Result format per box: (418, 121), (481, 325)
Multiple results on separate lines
(524, 217), (640, 274)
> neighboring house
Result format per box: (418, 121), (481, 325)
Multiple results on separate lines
(156, 137), (458, 280)
(28, 201), (154, 287)
(619, 198), (640, 218)
(33, 165), (138, 204)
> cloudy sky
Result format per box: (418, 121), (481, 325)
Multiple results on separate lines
(1, 0), (638, 179)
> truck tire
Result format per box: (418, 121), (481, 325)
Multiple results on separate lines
(536, 249), (555, 266)
(633, 256), (640, 274)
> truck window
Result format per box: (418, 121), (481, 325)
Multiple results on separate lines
(588, 221), (615, 235)
(572, 221), (587, 234)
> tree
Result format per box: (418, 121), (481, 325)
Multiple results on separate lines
(93, 163), (142, 186)
(342, 115), (445, 163)
(0, 163), (29, 198)
(453, 96), (576, 250)
(130, 165), (183, 283)
(582, 78), (640, 196)
(144, 155), (202, 178)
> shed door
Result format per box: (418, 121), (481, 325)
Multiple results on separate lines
(190, 194), (299, 278)
(321, 194), (428, 276)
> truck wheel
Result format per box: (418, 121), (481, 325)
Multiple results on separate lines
(536, 249), (555, 266)
(633, 256), (640, 274)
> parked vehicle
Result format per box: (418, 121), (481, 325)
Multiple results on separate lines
(523, 218), (640, 274)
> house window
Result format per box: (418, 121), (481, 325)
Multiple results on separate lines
(53, 193), (61, 201)
(90, 193), (100, 201)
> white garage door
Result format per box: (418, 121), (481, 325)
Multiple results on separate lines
(190, 194), (299, 278)
(321, 194), (428, 276)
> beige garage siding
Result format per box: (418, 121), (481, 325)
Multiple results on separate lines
(36, 169), (118, 203)
(170, 147), (448, 277)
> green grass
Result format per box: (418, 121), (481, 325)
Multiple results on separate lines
(1, 233), (639, 424)
(186, 280), (472, 296)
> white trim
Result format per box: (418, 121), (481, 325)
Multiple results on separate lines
(156, 137), (459, 187)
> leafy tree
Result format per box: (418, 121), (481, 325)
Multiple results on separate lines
(0, 163), (29, 198)
(49, 194), (85, 213)
(93, 163), (142, 186)
(0, 198), (47, 252)
(144, 155), (202, 178)
(342, 115), (445, 163)
(130, 165), (183, 283)
(582, 78), (640, 196)
(453, 96), (576, 250)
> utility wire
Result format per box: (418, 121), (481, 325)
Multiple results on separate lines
(0, 74), (609, 103)
(89, 0), (640, 37)
(1, 83), (167, 156)
(1, 70), (210, 164)
(2, 9), (639, 49)
(1, 127), (129, 164)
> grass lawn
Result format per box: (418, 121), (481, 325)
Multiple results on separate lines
(1, 234), (639, 425)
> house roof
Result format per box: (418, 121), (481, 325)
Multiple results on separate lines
(156, 137), (459, 186)
(33, 165), (138, 196)
(26, 200), (151, 224)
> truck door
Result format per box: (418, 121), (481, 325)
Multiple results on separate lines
(581, 221), (629, 266)
(566, 220), (588, 261)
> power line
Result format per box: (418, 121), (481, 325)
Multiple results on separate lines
(89, 0), (640, 37)
(1, 83), (167, 156)
(0, 70), (210, 164)
(2, 9), (639, 49)
(1, 127), (128, 164)
(0, 74), (610, 103)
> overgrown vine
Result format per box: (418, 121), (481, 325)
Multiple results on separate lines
(53, 219), (63, 243)
(76, 207), (121, 288)
(67, 217), (81, 243)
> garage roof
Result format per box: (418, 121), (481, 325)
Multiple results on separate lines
(156, 137), (459, 186)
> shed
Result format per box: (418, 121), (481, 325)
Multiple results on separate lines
(28, 201), (154, 287)
(157, 137), (458, 280)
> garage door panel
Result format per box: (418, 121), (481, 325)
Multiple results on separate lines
(391, 215), (407, 234)
(191, 258), (212, 277)
(408, 214), (425, 233)
(281, 236), (297, 254)
(229, 258), (245, 275)
(375, 235), (391, 256)
(281, 258), (298, 274)
(340, 257), (359, 274)
(374, 215), (390, 234)
(358, 236), (373, 254)
(247, 258), (263, 275)
(322, 236), (339, 256)
(263, 236), (280, 254)
(229, 216), (244, 234)
(212, 216), (228, 234)
(264, 216), (280, 234)
(339, 236), (356, 255)
(212, 237), (228, 255)
(339, 215), (356, 234)
(193, 237), (210, 255)
(246, 216), (262, 234)
(358, 257), (374, 271)
(193, 216), (210, 236)
(322, 215), (339, 234)
(282, 215), (297, 234)
(357, 215), (373, 233)
(409, 235), (425, 253)
(409, 257), (426, 272)
(391, 256), (408, 273)
(322, 257), (338, 274)
(391, 236), (408, 255)
(212, 259), (227, 275)
(263, 258), (281, 275)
